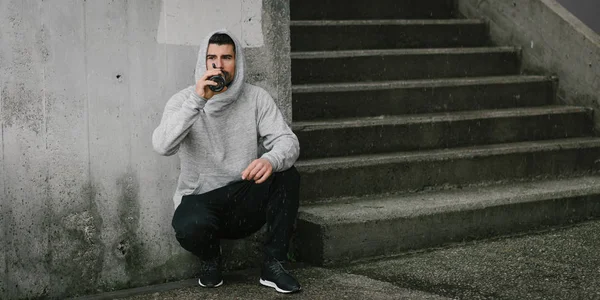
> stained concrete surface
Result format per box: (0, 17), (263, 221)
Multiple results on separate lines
(87, 220), (600, 300)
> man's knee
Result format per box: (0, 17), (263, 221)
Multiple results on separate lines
(276, 165), (300, 186)
(172, 209), (219, 241)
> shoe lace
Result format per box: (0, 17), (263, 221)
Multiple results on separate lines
(268, 259), (290, 278)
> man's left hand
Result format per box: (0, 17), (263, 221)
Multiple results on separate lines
(242, 158), (273, 184)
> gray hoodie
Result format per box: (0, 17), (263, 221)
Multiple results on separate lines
(152, 30), (300, 208)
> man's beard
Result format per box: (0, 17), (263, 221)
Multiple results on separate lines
(222, 71), (233, 85)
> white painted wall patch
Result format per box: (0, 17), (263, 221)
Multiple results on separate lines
(157, 0), (264, 47)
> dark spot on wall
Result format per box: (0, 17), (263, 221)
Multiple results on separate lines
(116, 74), (121, 79)
(116, 240), (129, 257)
(115, 170), (145, 282)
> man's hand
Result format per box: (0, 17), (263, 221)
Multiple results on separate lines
(242, 158), (273, 184)
(195, 69), (227, 100)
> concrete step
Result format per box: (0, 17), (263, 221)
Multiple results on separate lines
(293, 106), (593, 159)
(291, 0), (455, 20)
(291, 20), (489, 51)
(295, 176), (600, 266)
(296, 137), (600, 202)
(292, 76), (555, 121)
(291, 47), (521, 84)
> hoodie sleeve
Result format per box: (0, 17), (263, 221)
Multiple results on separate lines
(257, 90), (300, 172)
(152, 88), (207, 156)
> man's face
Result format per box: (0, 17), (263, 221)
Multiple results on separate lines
(206, 43), (236, 85)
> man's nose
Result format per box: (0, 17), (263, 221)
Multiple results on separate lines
(213, 60), (223, 69)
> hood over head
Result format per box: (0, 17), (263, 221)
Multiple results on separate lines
(195, 29), (245, 113)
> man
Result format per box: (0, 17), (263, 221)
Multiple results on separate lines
(152, 30), (301, 294)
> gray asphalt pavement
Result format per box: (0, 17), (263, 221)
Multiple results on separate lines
(76, 219), (600, 300)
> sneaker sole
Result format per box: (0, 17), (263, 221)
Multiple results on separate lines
(198, 279), (223, 288)
(259, 278), (301, 294)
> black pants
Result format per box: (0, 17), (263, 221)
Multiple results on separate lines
(172, 166), (300, 262)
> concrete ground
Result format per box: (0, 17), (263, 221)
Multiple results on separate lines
(74, 219), (600, 300)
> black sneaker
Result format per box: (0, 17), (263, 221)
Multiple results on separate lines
(198, 257), (223, 288)
(259, 258), (301, 293)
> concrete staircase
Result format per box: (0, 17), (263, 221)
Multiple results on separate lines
(290, 0), (600, 266)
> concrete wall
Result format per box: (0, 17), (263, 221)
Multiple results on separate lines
(457, 0), (600, 130)
(555, 0), (600, 34)
(0, 0), (290, 299)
